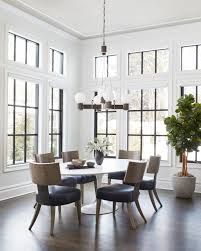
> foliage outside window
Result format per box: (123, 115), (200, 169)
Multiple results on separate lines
(49, 87), (63, 157)
(49, 48), (64, 75)
(128, 87), (168, 160)
(8, 32), (39, 67)
(95, 55), (117, 78)
(7, 77), (39, 165)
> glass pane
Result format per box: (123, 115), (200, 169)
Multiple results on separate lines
(49, 88), (53, 109)
(128, 53), (141, 75)
(143, 89), (155, 110)
(142, 111), (155, 135)
(156, 111), (168, 135)
(128, 136), (141, 152)
(27, 82), (37, 107)
(198, 45), (201, 70)
(53, 111), (60, 133)
(26, 136), (37, 161)
(27, 108), (37, 134)
(182, 46), (196, 71)
(52, 135), (60, 157)
(8, 106), (14, 134)
(156, 136), (168, 161)
(15, 136), (24, 163)
(16, 36), (26, 64)
(8, 77), (14, 105)
(95, 56), (107, 78)
(54, 50), (63, 74)
(108, 112), (116, 134)
(97, 112), (106, 133)
(49, 110), (52, 133)
(183, 86), (196, 98)
(142, 136), (154, 160)
(129, 89), (141, 110)
(157, 49), (169, 73)
(143, 51), (155, 74)
(8, 33), (14, 61)
(53, 88), (60, 110)
(49, 49), (53, 72)
(15, 107), (25, 134)
(197, 86), (201, 103)
(128, 112), (141, 134)
(107, 135), (116, 156)
(49, 135), (52, 152)
(15, 79), (25, 106)
(197, 146), (201, 161)
(27, 41), (38, 67)
(188, 151), (196, 161)
(7, 136), (13, 165)
(108, 55), (117, 77)
(157, 87), (168, 109)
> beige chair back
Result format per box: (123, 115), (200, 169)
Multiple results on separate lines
(147, 156), (161, 174)
(124, 161), (147, 184)
(30, 162), (61, 186)
(118, 150), (140, 160)
(62, 151), (79, 162)
(35, 153), (55, 163)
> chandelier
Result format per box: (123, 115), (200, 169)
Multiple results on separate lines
(74, 0), (130, 111)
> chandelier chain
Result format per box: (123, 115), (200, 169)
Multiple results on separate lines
(103, 0), (106, 45)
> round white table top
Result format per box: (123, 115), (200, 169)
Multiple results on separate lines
(60, 158), (145, 176)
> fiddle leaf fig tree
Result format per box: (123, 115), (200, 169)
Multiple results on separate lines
(164, 94), (201, 176)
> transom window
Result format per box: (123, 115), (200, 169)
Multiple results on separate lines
(94, 110), (117, 157)
(7, 77), (39, 166)
(181, 86), (201, 162)
(8, 32), (39, 67)
(128, 49), (169, 75)
(49, 87), (63, 157)
(181, 45), (201, 71)
(95, 55), (117, 78)
(128, 87), (168, 160)
(49, 48), (64, 75)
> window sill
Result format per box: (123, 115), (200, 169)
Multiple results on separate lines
(4, 163), (29, 173)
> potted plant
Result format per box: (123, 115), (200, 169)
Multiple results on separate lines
(164, 94), (201, 198)
(86, 137), (113, 165)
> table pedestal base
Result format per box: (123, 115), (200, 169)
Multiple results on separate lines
(81, 201), (118, 215)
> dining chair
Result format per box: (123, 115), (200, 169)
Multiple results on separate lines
(62, 151), (97, 204)
(29, 162), (81, 236)
(108, 150), (140, 184)
(96, 161), (147, 229)
(140, 155), (162, 211)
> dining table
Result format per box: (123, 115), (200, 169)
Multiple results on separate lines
(60, 158), (143, 215)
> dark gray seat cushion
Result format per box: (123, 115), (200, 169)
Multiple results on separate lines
(74, 175), (96, 184)
(59, 176), (77, 187)
(96, 184), (139, 203)
(108, 171), (126, 181)
(36, 186), (80, 206)
(140, 176), (155, 190)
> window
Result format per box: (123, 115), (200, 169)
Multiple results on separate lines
(128, 49), (169, 75)
(95, 110), (117, 157)
(8, 32), (39, 67)
(49, 87), (63, 157)
(128, 87), (168, 160)
(181, 86), (201, 162)
(49, 48), (64, 75)
(95, 55), (117, 78)
(181, 45), (201, 71)
(7, 77), (39, 165)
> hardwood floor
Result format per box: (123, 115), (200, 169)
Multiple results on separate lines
(0, 185), (201, 251)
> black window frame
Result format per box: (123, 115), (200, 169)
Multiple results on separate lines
(95, 54), (117, 78)
(127, 88), (168, 160)
(181, 45), (200, 71)
(7, 77), (39, 165)
(49, 87), (63, 158)
(8, 32), (39, 67)
(50, 48), (64, 75)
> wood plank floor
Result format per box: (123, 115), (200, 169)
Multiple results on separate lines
(0, 185), (201, 251)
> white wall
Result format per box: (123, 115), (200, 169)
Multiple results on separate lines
(0, 1), (81, 200)
(79, 21), (201, 193)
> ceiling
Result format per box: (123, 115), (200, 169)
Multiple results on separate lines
(4, 0), (201, 39)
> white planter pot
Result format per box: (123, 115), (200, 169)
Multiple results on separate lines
(172, 175), (196, 198)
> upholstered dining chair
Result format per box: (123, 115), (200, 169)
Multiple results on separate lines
(96, 161), (147, 229)
(140, 155), (162, 211)
(29, 162), (81, 236)
(108, 150), (141, 184)
(62, 151), (97, 204)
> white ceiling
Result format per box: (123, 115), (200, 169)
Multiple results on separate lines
(4, 0), (201, 38)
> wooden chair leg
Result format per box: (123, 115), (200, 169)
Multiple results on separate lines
(80, 184), (84, 204)
(94, 179), (97, 194)
(50, 206), (55, 236)
(33, 202), (37, 209)
(96, 199), (101, 225)
(127, 203), (137, 229)
(113, 202), (116, 215)
(58, 206), (61, 217)
(135, 200), (147, 223)
(108, 178), (111, 185)
(75, 200), (81, 225)
(148, 190), (158, 212)
(153, 188), (163, 208)
(29, 203), (41, 230)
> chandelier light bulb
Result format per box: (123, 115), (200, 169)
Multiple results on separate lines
(74, 92), (86, 104)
